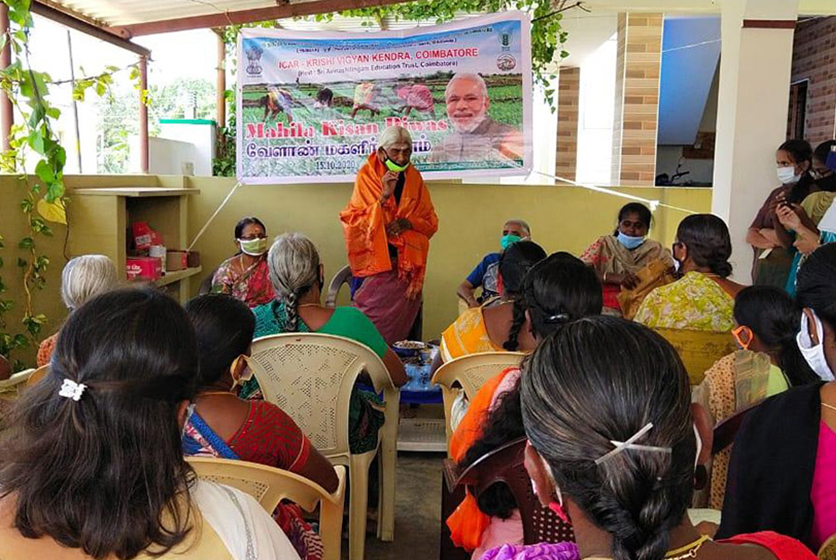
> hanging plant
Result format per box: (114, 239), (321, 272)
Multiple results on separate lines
(0, 0), (140, 368)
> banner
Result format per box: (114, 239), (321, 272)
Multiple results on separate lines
(237, 12), (532, 184)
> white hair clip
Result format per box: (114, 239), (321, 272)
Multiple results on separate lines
(59, 379), (87, 402)
(595, 422), (672, 465)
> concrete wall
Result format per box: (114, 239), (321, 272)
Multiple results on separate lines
(185, 178), (712, 340)
(0, 174), (712, 368)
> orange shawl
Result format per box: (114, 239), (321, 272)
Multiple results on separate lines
(340, 153), (438, 298)
(447, 366), (518, 552)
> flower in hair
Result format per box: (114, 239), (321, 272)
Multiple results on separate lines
(59, 379), (87, 401)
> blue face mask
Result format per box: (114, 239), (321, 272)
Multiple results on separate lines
(501, 234), (522, 250)
(617, 231), (645, 250)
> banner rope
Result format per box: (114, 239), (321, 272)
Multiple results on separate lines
(187, 181), (242, 252)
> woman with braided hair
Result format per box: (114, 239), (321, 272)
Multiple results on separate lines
(518, 316), (814, 560)
(446, 253), (602, 559)
(245, 233), (407, 454)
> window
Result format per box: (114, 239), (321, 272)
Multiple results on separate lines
(788, 80), (808, 140)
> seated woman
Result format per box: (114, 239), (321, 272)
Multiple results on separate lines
(719, 244), (836, 552)
(447, 253), (602, 559)
(183, 294), (339, 560)
(211, 216), (275, 308)
(747, 139), (814, 288)
(440, 240), (547, 362)
(0, 288), (299, 560)
(246, 233), (407, 455)
(635, 214), (744, 332)
(580, 202), (673, 315)
(518, 315), (816, 560)
(37, 254), (118, 367)
(693, 285), (819, 510)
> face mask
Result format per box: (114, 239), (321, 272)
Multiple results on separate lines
(382, 149), (410, 173)
(230, 355), (254, 391)
(777, 166), (800, 185)
(797, 309), (835, 382)
(617, 231), (645, 250)
(732, 325), (754, 350)
(501, 234), (522, 250)
(238, 237), (268, 256)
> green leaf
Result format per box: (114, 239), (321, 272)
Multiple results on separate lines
(18, 237), (33, 249)
(34, 159), (54, 184)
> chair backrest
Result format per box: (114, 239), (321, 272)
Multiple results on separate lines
(249, 333), (396, 459)
(0, 368), (36, 398)
(432, 352), (526, 446)
(819, 533), (836, 560)
(325, 265), (352, 308)
(453, 438), (574, 545)
(653, 328), (737, 385)
(712, 401), (760, 455)
(188, 458), (346, 560)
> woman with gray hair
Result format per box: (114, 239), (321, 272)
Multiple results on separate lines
(340, 125), (438, 345)
(245, 233), (407, 453)
(37, 255), (118, 367)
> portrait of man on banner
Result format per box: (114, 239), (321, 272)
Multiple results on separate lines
(432, 73), (524, 163)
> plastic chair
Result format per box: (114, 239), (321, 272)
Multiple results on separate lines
(653, 328), (737, 385)
(432, 352), (526, 449)
(0, 368), (36, 398)
(248, 333), (401, 560)
(446, 437), (575, 545)
(325, 265), (352, 308)
(188, 457), (346, 560)
(819, 533), (836, 560)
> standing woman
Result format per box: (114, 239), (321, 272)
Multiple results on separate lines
(580, 202), (673, 315)
(340, 126), (438, 344)
(211, 216), (275, 308)
(746, 139), (813, 287)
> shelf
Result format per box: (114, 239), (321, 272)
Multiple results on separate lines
(72, 187), (200, 197)
(154, 266), (203, 287)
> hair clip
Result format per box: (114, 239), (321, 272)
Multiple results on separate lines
(544, 313), (570, 324)
(594, 422), (672, 465)
(59, 379), (87, 402)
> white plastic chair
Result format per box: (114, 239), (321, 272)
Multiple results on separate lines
(188, 457), (346, 560)
(324, 265), (352, 308)
(249, 333), (401, 560)
(0, 368), (36, 399)
(431, 352), (526, 452)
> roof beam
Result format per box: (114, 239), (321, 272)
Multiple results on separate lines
(109, 0), (416, 38)
(31, 0), (151, 57)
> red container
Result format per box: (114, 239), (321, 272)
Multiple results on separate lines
(126, 256), (162, 281)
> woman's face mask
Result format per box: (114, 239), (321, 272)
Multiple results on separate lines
(777, 166), (801, 185)
(238, 237), (269, 256)
(617, 231), (645, 250)
(797, 308), (835, 382)
(732, 325), (754, 350)
(230, 355), (255, 391)
(501, 234), (522, 250)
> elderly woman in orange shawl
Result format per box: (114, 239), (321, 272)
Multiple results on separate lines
(340, 126), (438, 345)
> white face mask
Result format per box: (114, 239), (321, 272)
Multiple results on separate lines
(777, 166), (801, 185)
(797, 309), (835, 382)
(693, 423), (702, 470)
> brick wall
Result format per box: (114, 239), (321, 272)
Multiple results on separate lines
(556, 66), (580, 182)
(611, 13), (663, 186)
(789, 17), (836, 144)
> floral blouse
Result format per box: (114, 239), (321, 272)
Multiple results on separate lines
(634, 271), (734, 332)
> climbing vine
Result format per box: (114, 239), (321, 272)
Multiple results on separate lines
(0, 0), (140, 369)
